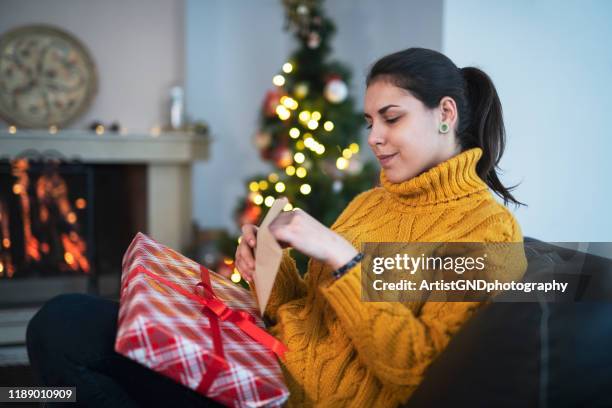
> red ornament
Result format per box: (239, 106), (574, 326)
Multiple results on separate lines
(260, 147), (274, 161)
(262, 89), (285, 117)
(239, 203), (262, 226)
(273, 145), (293, 168)
(324, 73), (342, 83)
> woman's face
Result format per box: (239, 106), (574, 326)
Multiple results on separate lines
(364, 79), (460, 183)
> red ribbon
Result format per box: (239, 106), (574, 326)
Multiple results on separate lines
(123, 263), (288, 393)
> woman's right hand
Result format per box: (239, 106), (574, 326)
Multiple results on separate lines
(235, 224), (258, 282)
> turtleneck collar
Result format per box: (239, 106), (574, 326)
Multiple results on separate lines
(379, 147), (489, 206)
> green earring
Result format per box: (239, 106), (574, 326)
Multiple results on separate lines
(439, 122), (450, 134)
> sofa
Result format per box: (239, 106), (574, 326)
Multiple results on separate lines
(404, 238), (612, 408)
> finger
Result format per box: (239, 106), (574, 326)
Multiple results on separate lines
(235, 258), (244, 275)
(241, 224), (258, 247)
(237, 264), (249, 281)
(269, 223), (292, 246)
(239, 242), (255, 268)
(242, 261), (254, 282)
(236, 258), (252, 280)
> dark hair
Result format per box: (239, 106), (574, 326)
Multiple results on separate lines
(366, 47), (524, 207)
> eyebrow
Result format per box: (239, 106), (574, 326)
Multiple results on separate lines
(364, 104), (400, 119)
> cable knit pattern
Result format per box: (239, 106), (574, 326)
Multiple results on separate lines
(253, 147), (527, 407)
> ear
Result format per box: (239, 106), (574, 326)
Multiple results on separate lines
(438, 96), (458, 128)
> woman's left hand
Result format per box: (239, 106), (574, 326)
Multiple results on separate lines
(268, 208), (359, 270)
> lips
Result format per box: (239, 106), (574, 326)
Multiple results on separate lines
(377, 152), (398, 166)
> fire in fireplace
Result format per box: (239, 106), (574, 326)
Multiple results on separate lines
(0, 158), (93, 280)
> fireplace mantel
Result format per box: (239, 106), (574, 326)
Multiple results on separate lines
(0, 129), (210, 254)
(0, 129), (209, 163)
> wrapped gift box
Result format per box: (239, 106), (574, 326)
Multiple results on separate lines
(115, 232), (289, 407)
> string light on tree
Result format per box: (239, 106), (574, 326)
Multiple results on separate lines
(296, 167), (307, 178)
(300, 184), (312, 195)
(323, 121), (334, 131)
(285, 165), (296, 176)
(253, 194), (264, 205)
(282, 97), (299, 110)
(349, 142), (360, 153)
(282, 62), (294, 73)
(336, 157), (349, 170)
(264, 196), (275, 207)
(249, 181), (259, 192)
(276, 105), (291, 120)
(283, 202), (293, 211)
(230, 268), (242, 283)
(268, 173), (279, 183)
(258, 180), (269, 190)
(342, 148), (353, 159)
(289, 127), (301, 138)
(273, 74), (286, 86)
(294, 82), (309, 99)
(275, 182), (286, 192)
(299, 110), (311, 122)
(294, 152), (305, 163)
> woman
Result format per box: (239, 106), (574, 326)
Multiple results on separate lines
(236, 47), (527, 407)
(27, 47), (526, 407)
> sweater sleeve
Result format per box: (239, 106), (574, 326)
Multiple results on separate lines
(319, 212), (527, 388)
(250, 248), (307, 324)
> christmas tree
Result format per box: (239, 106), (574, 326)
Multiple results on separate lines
(220, 0), (377, 282)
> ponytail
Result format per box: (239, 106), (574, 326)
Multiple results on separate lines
(460, 67), (524, 207)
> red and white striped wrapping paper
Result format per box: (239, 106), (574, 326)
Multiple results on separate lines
(115, 232), (289, 407)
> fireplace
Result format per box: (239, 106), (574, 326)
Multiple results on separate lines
(0, 157), (148, 307)
(0, 129), (208, 347)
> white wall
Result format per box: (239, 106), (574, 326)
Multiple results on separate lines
(443, 1), (612, 247)
(186, 0), (292, 233)
(0, 0), (184, 132)
(325, 0), (443, 110)
(187, 0), (443, 233)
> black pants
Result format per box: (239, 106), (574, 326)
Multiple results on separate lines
(26, 293), (224, 407)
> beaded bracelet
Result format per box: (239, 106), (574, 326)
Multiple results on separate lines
(332, 252), (364, 280)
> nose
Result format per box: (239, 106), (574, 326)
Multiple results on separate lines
(367, 123), (386, 149)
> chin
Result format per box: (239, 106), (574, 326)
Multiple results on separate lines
(385, 169), (408, 183)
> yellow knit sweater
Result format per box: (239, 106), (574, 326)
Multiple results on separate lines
(259, 147), (527, 407)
